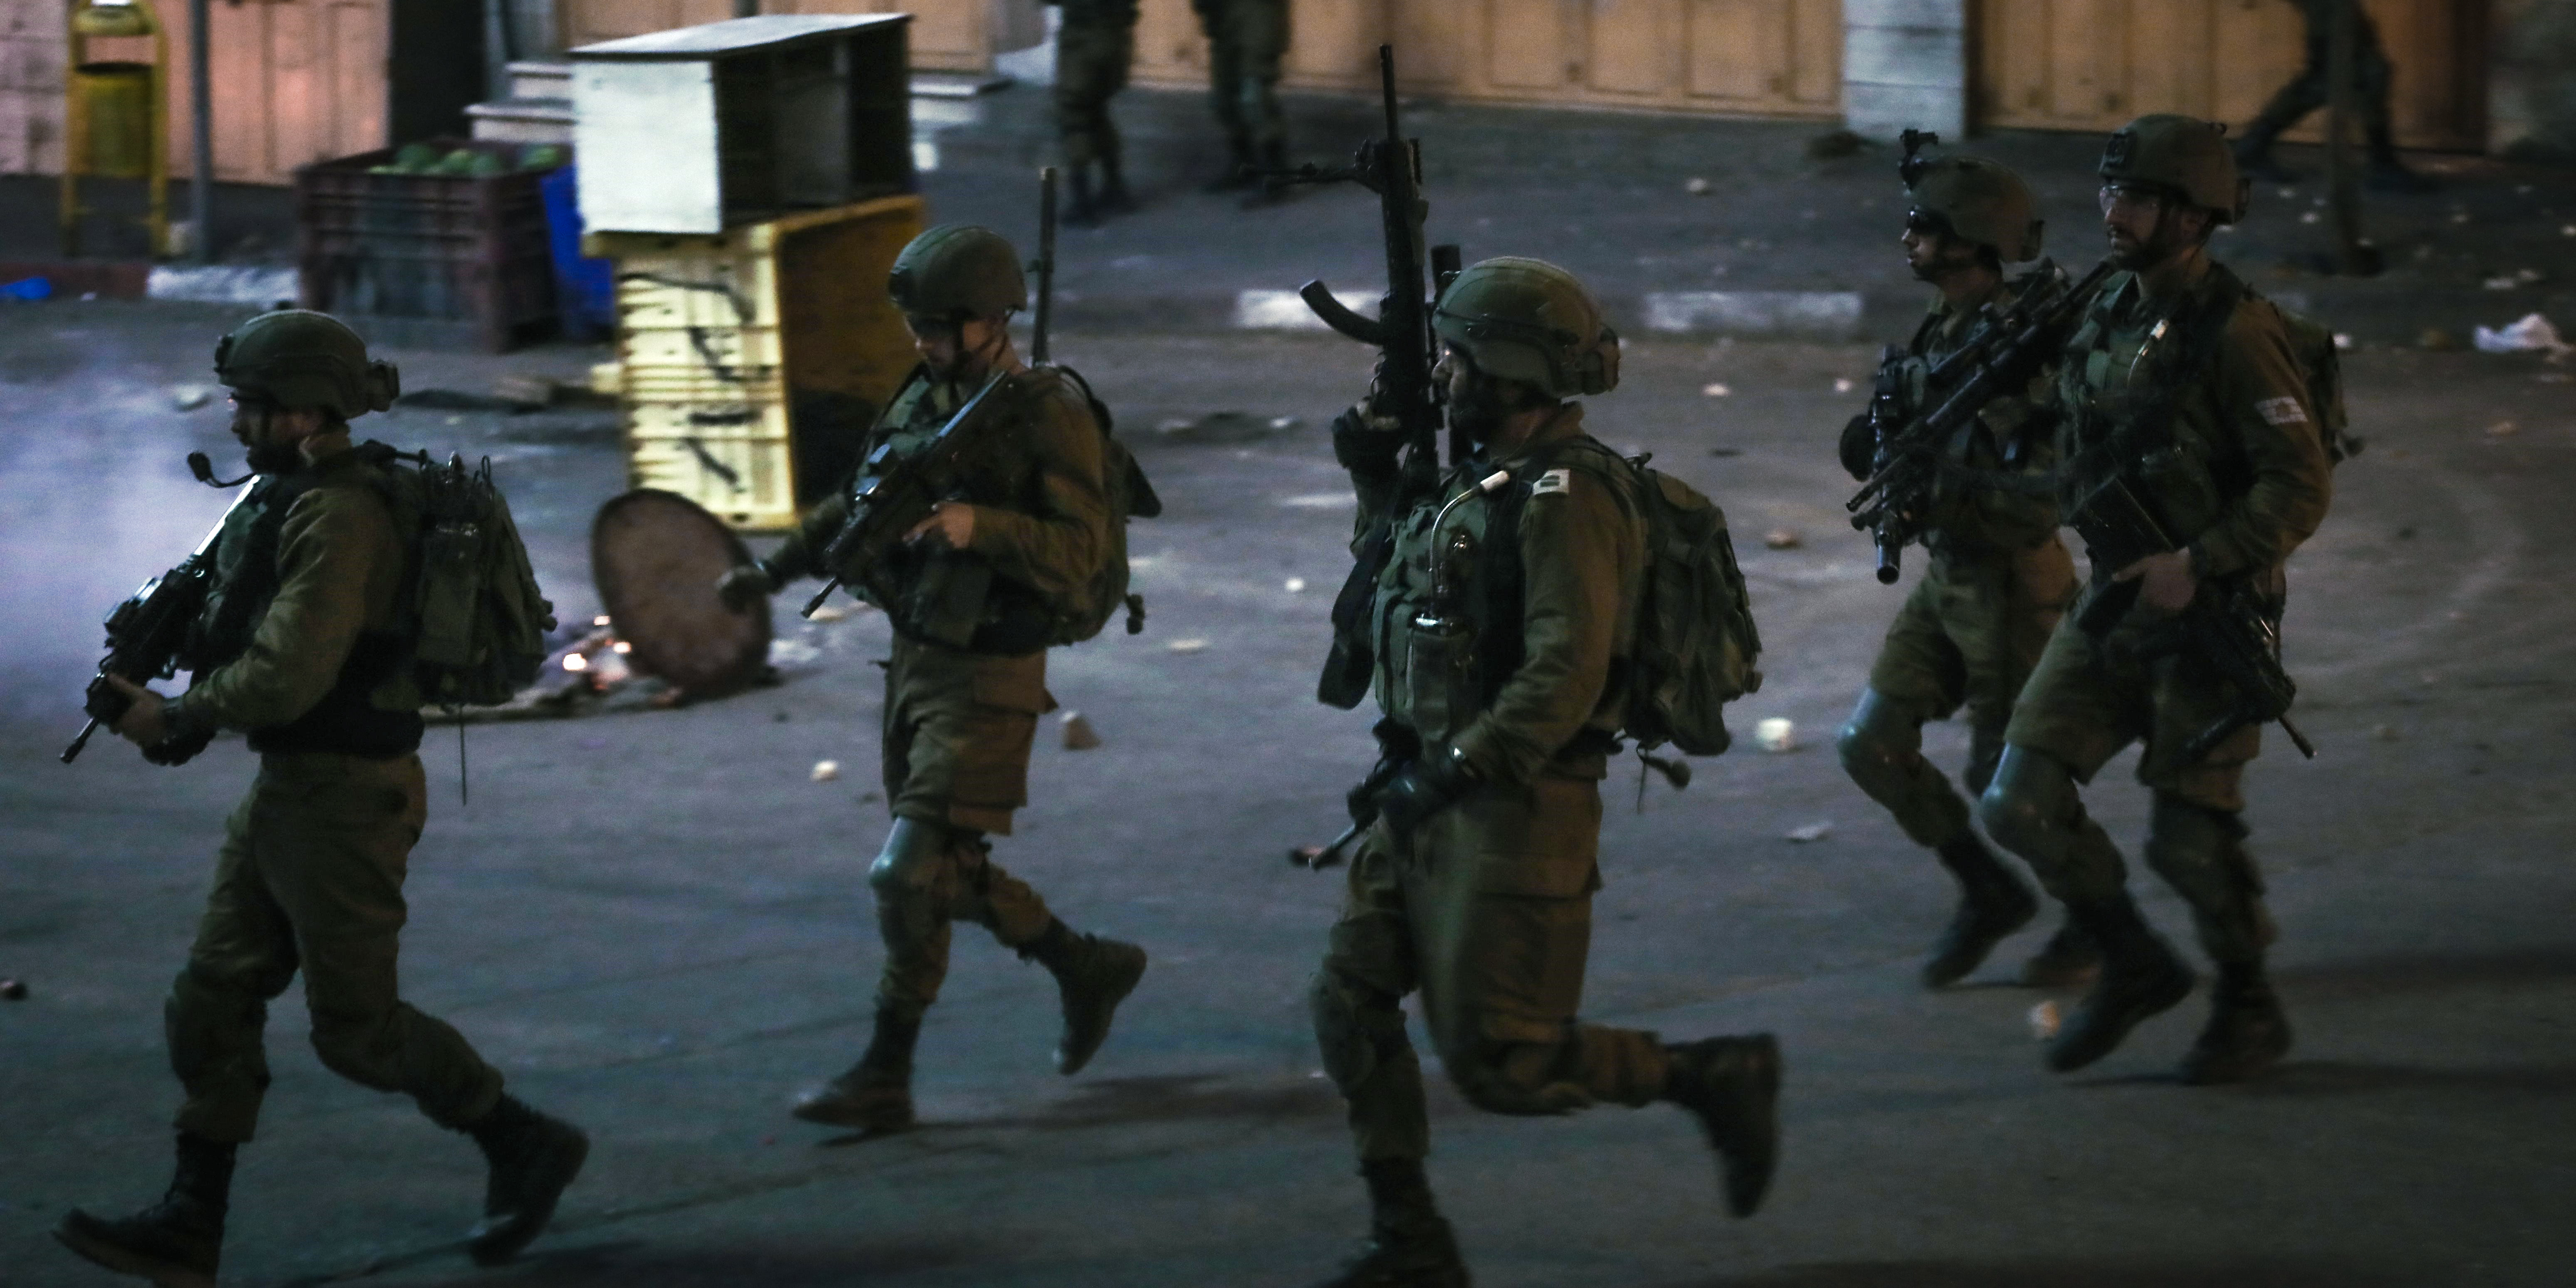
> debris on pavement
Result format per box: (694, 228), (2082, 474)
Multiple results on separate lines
(2472, 313), (2572, 358)
(2029, 1000), (2061, 1039)
(1756, 718), (1798, 753)
(494, 373), (560, 408)
(811, 760), (841, 783)
(1, 276), (51, 301)
(1702, 382), (1731, 397)
(1167, 638), (1209, 654)
(0, 978), (27, 1001)
(170, 384), (213, 411)
(1061, 711), (1102, 750)
(1685, 177), (1712, 196)
(2485, 421), (2520, 438)
(1764, 528), (1802, 550)
(1284, 577), (1306, 593)
(768, 639), (823, 666)
(806, 603), (858, 622)
(1786, 822), (1833, 844)
(1834, 376), (1855, 394)
(1153, 411), (1286, 444)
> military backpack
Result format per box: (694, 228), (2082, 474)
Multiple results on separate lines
(1040, 365), (1162, 644)
(381, 448), (556, 706)
(1505, 440), (1764, 757)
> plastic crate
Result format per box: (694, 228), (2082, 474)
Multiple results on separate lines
(294, 139), (561, 353)
(591, 194), (923, 531)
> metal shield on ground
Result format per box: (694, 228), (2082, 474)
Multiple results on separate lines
(590, 489), (771, 698)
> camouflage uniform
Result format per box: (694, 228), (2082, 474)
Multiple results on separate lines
(1191, 0), (1288, 182)
(1980, 120), (2334, 1082)
(160, 441), (503, 1143)
(1048, 0), (1137, 218)
(1305, 256), (1779, 1287)
(2235, 0), (2420, 185)
(765, 364), (1117, 1029)
(59, 311), (586, 1288)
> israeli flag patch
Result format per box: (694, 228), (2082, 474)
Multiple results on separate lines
(1531, 468), (1573, 497)
(2253, 396), (2308, 426)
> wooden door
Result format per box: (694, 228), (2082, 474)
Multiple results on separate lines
(1974, 0), (2486, 150)
(559, 0), (735, 49)
(760, 0), (990, 72)
(164, 0), (386, 184)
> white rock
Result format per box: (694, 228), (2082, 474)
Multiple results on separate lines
(1167, 638), (1209, 654)
(1756, 718), (1797, 753)
(1785, 822), (1833, 843)
(810, 760), (841, 783)
(2028, 1000), (2061, 1040)
(1284, 577), (1307, 593)
(171, 384), (213, 411)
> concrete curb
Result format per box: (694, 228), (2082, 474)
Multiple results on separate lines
(146, 265), (300, 306)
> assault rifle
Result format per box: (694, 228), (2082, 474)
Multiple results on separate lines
(2069, 472), (2316, 761)
(798, 167), (1077, 644)
(64, 454), (257, 765)
(798, 368), (1015, 641)
(1846, 257), (2116, 582)
(1259, 44), (1464, 708)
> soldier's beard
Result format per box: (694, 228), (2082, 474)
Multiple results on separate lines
(243, 441), (303, 473)
(1447, 374), (1525, 444)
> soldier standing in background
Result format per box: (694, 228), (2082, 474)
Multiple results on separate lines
(1981, 117), (2333, 1084)
(55, 312), (587, 1286)
(2232, 0), (2434, 191)
(1835, 155), (2096, 991)
(721, 226), (1148, 1136)
(1308, 258), (1780, 1287)
(1047, 0), (1139, 225)
(1190, 0), (1290, 203)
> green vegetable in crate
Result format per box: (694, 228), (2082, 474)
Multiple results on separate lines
(519, 144), (567, 172)
(393, 142), (439, 173)
(435, 149), (481, 176)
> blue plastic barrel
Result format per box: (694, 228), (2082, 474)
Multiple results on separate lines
(541, 165), (616, 341)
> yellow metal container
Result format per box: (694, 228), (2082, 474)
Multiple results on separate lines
(74, 62), (154, 179)
(590, 194), (926, 531)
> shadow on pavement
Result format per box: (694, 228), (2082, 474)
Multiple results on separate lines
(2243, 1059), (2576, 1098)
(1667, 1257), (2424, 1288)
(2275, 949), (2576, 1001)
(946, 1073), (1345, 1135)
(367, 1236), (972, 1287)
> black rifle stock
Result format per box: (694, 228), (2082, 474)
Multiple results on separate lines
(66, 473), (258, 765)
(2069, 473), (2316, 761)
(1846, 258), (2116, 580)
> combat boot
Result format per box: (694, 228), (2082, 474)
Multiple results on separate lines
(1025, 919), (1148, 1075)
(1063, 166), (1103, 228)
(1661, 1033), (1782, 1217)
(1921, 834), (2039, 988)
(2179, 962), (2293, 1085)
(2046, 896), (2194, 1073)
(2017, 918), (2103, 989)
(1313, 1159), (1471, 1288)
(464, 1095), (589, 1266)
(1203, 139), (1256, 193)
(792, 1006), (921, 1134)
(1099, 156), (1137, 215)
(1241, 140), (1293, 209)
(53, 1132), (233, 1288)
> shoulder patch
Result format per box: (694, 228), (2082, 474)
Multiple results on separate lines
(2252, 396), (2308, 426)
(1530, 468), (1573, 498)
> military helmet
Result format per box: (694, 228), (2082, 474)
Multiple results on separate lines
(887, 224), (1027, 320)
(213, 309), (398, 419)
(1431, 257), (1620, 399)
(1908, 156), (2044, 263)
(2099, 114), (2249, 224)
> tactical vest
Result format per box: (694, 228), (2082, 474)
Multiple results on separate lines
(188, 458), (424, 757)
(859, 369), (1060, 655)
(1895, 267), (2062, 556)
(2054, 266), (2264, 556)
(1369, 444), (1634, 758)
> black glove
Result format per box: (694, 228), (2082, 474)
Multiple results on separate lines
(1332, 402), (1406, 474)
(1372, 746), (1479, 855)
(1839, 413), (1878, 481)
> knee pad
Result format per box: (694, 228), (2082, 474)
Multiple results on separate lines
(868, 816), (951, 895)
(1310, 970), (1405, 1095)
(2147, 794), (2273, 957)
(1979, 746), (2081, 865)
(1836, 689), (1925, 803)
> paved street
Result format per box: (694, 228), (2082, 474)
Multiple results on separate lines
(4, 297), (2573, 1287)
